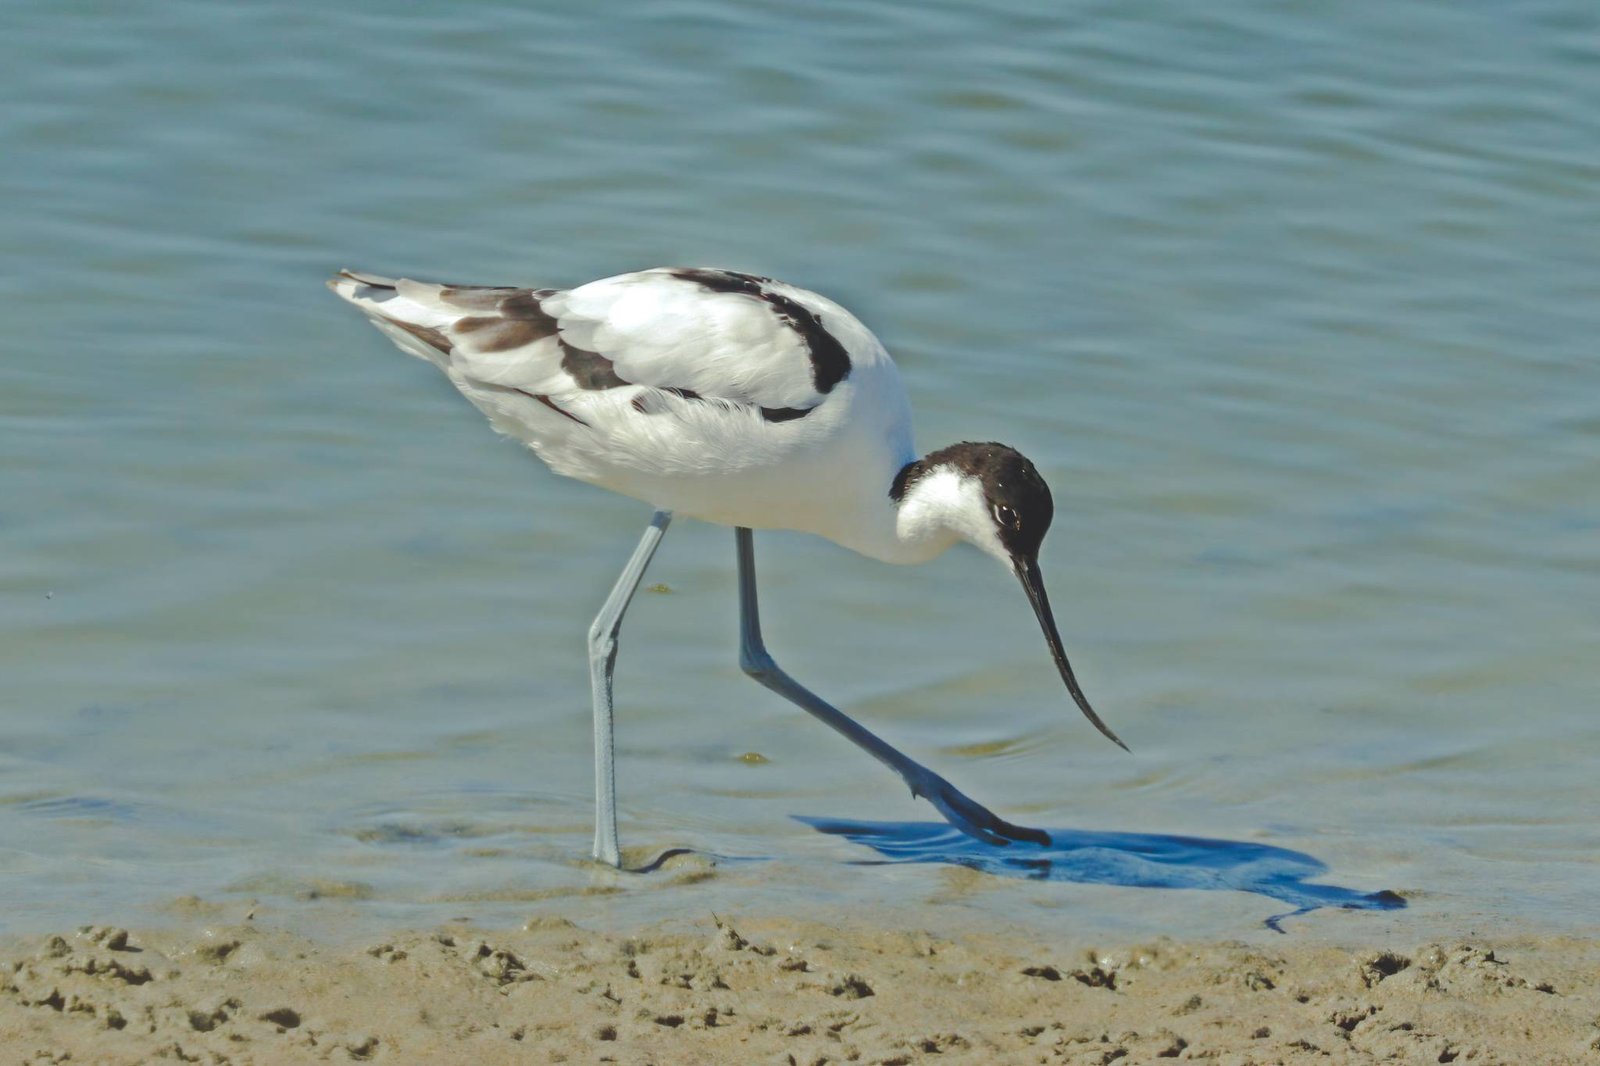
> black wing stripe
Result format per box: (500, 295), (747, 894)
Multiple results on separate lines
(669, 268), (851, 394)
(529, 391), (588, 425)
(653, 384), (814, 423)
(454, 282), (821, 422)
(476, 382), (590, 426)
(629, 387), (816, 424)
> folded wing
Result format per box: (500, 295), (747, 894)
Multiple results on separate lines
(328, 267), (859, 425)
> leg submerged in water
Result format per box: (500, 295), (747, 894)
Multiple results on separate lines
(733, 527), (1047, 847)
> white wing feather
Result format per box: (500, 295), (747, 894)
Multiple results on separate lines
(329, 266), (911, 537)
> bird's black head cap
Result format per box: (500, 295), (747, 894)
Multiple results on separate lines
(908, 441), (1054, 560)
(891, 440), (1127, 752)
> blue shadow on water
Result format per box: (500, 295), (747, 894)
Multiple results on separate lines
(797, 817), (1405, 932)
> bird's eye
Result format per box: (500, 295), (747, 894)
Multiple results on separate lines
(994, 504), (1020, 530)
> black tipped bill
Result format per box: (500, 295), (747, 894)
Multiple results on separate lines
(1014, 557), (1129, 752)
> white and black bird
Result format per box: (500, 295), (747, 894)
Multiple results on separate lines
(328, 266), (1127, 867)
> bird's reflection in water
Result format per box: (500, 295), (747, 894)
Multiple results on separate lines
(799, 817), (1405, 932)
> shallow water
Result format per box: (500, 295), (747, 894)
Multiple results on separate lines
(3, 0), (1597, 939)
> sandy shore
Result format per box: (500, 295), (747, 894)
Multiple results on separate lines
(3, 905), (1596, 1066)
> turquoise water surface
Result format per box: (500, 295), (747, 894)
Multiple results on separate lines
(3, 0), (1597, 937)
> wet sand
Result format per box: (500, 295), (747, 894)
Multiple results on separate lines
(4, 905), (1596, 1065)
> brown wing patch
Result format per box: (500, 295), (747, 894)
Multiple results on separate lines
(390, 319), (452, 355)
(437, 285), (519, 311)
(560, 341), (628, 390)
(456, 315), (556, 353)
(450, 288), (562, 353)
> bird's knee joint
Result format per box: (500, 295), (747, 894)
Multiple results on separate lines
(740, 649), (776, 680)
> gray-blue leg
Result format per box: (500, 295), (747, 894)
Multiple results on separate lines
(589, 510), (672, 866)
(735, 528), (1047, 847)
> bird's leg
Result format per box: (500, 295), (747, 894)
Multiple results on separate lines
(588, 509), (673, 867)
(734, 528), (1048, 847)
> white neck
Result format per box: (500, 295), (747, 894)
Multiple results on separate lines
(830, 464), (1004, 566)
